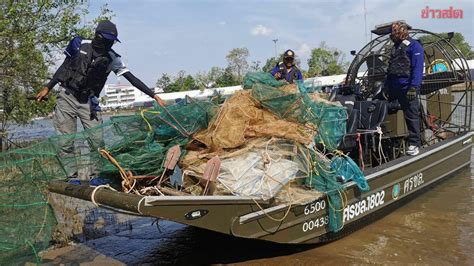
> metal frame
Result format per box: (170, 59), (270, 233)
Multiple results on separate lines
(345, 29), (472, 138)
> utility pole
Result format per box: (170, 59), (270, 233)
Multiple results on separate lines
(364, 0), (368, 43)
(272, 39), (278, 59)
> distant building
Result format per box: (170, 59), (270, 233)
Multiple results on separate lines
(100, 84), (163, 109)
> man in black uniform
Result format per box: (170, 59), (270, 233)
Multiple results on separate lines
(36, 20), (165, 176)
(270, 49), (303, 83)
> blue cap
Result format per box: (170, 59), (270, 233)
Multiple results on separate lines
(96, 20), (120, 42)
(98, 31), (120, 42)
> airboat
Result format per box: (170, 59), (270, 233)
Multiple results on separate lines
(49, 22), (473, 244)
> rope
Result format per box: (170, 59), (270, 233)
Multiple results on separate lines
(90, 184), (117, 207)
(356, 133), (365, 171)
(99, 149), (136, 193)
(326, 189), (348, 212)
(251, 196), (293, 222)
(25, 240), (40, 265)
(137, 196), (146, 214)
(249, 185), (348, 224)
(89, 176), (148, 216)
(376, 126), (388, 163)
(140, 109), (161, 132)
(242, 141), (349, 224)
(249, 182), (315, 223)
(140, 108), (191, 138)
(210, 99), (227, 136)
(34, 195), (51, 243)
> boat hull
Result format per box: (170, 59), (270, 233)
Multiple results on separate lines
(48, 132), (473, 244)
(232, 132), (473, 243)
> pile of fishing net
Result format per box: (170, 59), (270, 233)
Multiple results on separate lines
(0, 72), (369, 263)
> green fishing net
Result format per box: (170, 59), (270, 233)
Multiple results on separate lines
(246, 72), (353, 232)
(0, 72), (363, 263)
(0, 98), (217, 263)
(242, 72), (287, 89)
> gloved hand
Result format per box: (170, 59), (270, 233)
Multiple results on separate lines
(406, 87), (417, 101)
(154, 95), (166, 107)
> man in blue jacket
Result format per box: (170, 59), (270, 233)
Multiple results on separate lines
(271, 49), (303, 84)
(385, 21), (424, 156)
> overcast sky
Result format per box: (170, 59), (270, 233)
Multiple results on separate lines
(87, 0), (473, 86)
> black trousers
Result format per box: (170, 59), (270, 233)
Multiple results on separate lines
(388, 86), (421, 147)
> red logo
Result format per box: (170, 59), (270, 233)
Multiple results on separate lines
(421, 6), (463, 19)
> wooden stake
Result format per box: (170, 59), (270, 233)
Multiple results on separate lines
(202, 156), (221, 195)
(157, 145), (181, 186)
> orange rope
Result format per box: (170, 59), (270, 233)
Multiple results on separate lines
(99, 149), (136, 193)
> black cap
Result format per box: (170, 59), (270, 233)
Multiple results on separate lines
(284, 49), (295, 58)
(96, 20), (120, 42)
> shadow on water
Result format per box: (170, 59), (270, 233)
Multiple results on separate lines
(80, 220), (318, 265)
(42, 190), (317, 265)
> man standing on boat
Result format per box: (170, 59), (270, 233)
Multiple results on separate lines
(36, 20), (165, 176)
(385, 21), (424, 156)
(271, 49), (303, 84)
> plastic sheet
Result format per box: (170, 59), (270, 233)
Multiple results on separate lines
(217, 141), (307, 200)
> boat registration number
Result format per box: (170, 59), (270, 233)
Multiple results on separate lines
(343, 190), (385, 222)
(303, 199), (326, 216)
(302, 215), (329, 232)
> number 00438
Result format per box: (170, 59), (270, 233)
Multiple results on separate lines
(302, 216), (329, 232)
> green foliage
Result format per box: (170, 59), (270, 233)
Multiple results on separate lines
(156, 47), (263, 92)
(419, 32), (473, 59)
(164, 71), (198, 93)
(226, 47), (249, 82)
(194, 66), (227, 89)
(262, 56), (279, 72)
(156, 73), (172, 91)
(0, 1), (113, 133)
(250, 60), (262, 72)
(194, 70), (221, 90)
(157, 65), (240, 93)
(207, 66), (225, 82)
(307, 42), (346, 77)
(301, 69), (310, 79)
(215, 66), (239, 87)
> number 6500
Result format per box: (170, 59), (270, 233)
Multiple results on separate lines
(304, 200), (326, 215)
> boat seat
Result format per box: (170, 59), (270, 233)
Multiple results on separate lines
(338, 109), (359, 150)
(353, 100), (388, 130)
(335, 94), (356, 114)
(335, 93), (358, 151)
